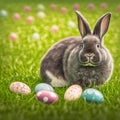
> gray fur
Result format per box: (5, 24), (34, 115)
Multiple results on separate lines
(40, 11), (113, 87)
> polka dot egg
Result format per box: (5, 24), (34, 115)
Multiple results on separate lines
(10, 81), (31, 95)
(34, 83), (54, 93)
(82, 88), (104, 103)
(64, 84), (82, 101)
(36, 90), (59, 104)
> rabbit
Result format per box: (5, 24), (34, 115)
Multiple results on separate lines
(40, 11), (113, 87)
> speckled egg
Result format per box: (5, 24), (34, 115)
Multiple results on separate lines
(64, 84), (82, 101)
(10, 81), (31, 95)
(36, 90), (59, 104)
(82, 88), (104, 103)
(34, 83), (54, 93)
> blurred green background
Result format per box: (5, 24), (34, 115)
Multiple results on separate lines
(0, 0), (120, 120)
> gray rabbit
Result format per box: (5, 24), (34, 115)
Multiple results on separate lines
(40, 11), (113, 87)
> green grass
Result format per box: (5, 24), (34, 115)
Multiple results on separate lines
(0, 0), (120, 120)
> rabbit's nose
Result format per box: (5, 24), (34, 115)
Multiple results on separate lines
(85, 53), (95, 59)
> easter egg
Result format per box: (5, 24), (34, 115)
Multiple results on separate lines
(73, 4), (80, 10)
(117, 5), (120, 12)
(9, 33), (18, 41)
(37, 11), (46, 19)
(88, 4), (94, 10)
(24, 6), (31, 12)
(26, 16), (34, 23)
(82, 88), (104, 103)
(0, 10), (7, 17)
(10, 81), (31, 95)
(100, 3), (107, 10)
(50, 25), (59, 33)
(37, 4), (45, 11)
(67, 21), (76, 29)
(34, 83), (54, 93)
(13, 13), (20, 20)
(36, 90), (59, 104)
(32, 33), (40, 40)
(50, 4), (57, 10)
(64, 85), (82, 101)
(61, 7), (68, 14)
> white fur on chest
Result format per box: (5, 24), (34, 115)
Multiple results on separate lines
(46, 70), (69, 87)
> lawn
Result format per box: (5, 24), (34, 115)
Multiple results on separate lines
(0, 0), (120, 120)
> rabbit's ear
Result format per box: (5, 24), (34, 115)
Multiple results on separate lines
(75, 11), (91, 38)
(93, 13), (111, 39)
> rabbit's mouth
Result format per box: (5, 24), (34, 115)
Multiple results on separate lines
(82, 62), (96, 67)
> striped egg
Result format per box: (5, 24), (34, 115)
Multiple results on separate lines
(10, 81), (31, 95)
(34, 83), (54, 93)
(36, 90), (59, 104)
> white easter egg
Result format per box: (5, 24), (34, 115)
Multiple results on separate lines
(32, 33), (40, 40)
(10, 82), (31, 95)
(37, 11), (46, 19)
(0, 10), (7, 17)
(37, 4), (45, 11)
(67, 21), (76, 29)
(64, 84), (82, 101)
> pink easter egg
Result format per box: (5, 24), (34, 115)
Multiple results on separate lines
(13, 13), (20, 20)
(36, 90), (59, 104)
(100, 3), (107, 9)
(10, 82), (31, 95)
(26, 16), (34, 23)
(50, 25), (59, 33)
(88, 4), (95, 10)
(60, 7), (68, 14)
(9, 33), (18, 41)
(73, 4), (80, 10)
(50, 4), (57, 10)
(117, 5), (120, 12)
(24, 6), (31, 12)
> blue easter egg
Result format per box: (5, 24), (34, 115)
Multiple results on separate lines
(34, 83), (54, 93)
(0, 10), (7, 17)
(82, 88), (104, 103)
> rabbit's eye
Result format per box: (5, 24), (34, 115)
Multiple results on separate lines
(96, 44), (100, 48)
